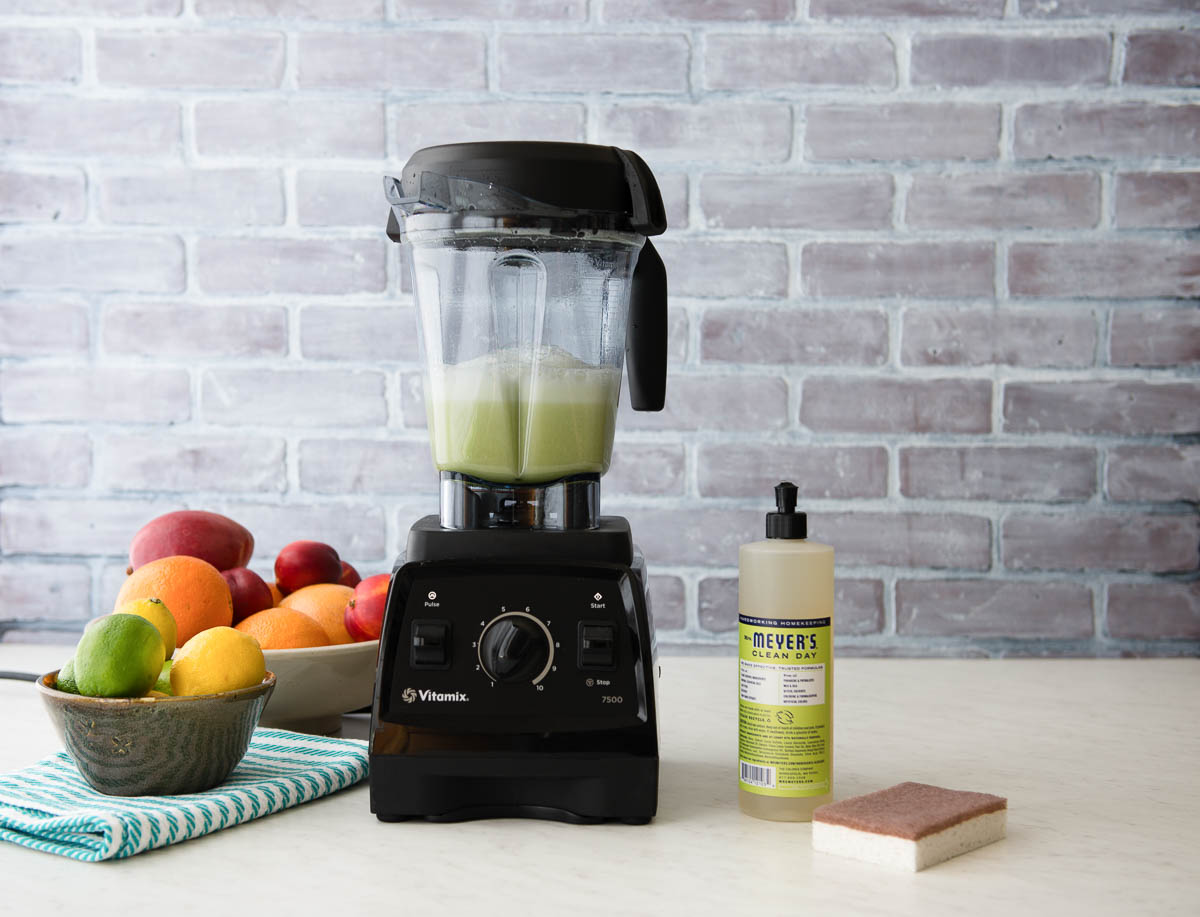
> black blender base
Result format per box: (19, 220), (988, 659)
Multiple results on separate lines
(370, 753), (658, 825)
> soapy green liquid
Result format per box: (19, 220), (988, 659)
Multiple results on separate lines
(427, 358), (620, 484)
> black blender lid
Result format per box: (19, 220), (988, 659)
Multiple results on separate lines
(385, 141), (667, 236)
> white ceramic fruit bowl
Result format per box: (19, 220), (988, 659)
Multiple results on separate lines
(260, 640), (379, 735)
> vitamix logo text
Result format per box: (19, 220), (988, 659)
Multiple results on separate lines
(402, 687), (469, 703)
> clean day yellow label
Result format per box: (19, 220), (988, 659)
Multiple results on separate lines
(738, 614), (830, 797)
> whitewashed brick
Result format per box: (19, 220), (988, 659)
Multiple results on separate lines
(647, 575), (686, 631)
(297, 171), (388, 227)
(699, 444), (888, 499)
(97, 434), (286, 493)
(707, 34), (895, 89)
(0, 562), (92, 621)
(103, 304), (287, 358)
(1010, 241), (1200, 299)
(195, 99), (383, 157)
(98, 169), (283, 227)
(804, 242), (995, 298)
(911, 34), (1110, 87)
(1003, 513), (1197, 573)
(606, 0), (791, 18)
(617, 374), (789, 432)
(1115, 172), (1200, 229)
(1015, 103), (1200, 160)
(0, 497), (183, 556)
(0, 0), (180, 12)
(701, 308), (887, 365)
(1107, 445), (1200, 503)
(1004, 381), (1200, 435)
(195, 0), (380, 18)
(1109, 309), (1200, 368)
(907, 173), (1100, 229)
(813, 0), (1003, 14)
(299, 31), (485, 89)
(606, 443), (686, 496)
(900, 446), (1096, 501)
(214, 501), (387, 561)
(0, 431), (91, 487)
(656, 240), (788, 297)
(658, 173), (689, 229)
(201, 368), (387, 426)
(703, 173), (892, 230)
(298, 439), (438, 494)
(499, 34), (689, 93)
(814, 511), (992, 569)
(96, 31), (284, 88)
(1108, 582), (1200, 640)
(391, 101), (585, 161)
(802, 377), (992, 434)
(1022, 0), (1190, 17)
(0, 302), (88, 356)
(396, 0), (584, 18)
(0, 366), (191, 424)
(299, 306), (418, 362)
(0, 97), (179, 155)
(599, 103), (792, 162)
(806, 103), (1000, 161)
(195, 238), (385, 294)
(1125, 31), (1200, 87)
(901, 308), (1097, 368)
(0, 29), (80, 84)
(897, 580), (1094, 637)
(0, 235), (184, 293)
(0, 169), (85, 223)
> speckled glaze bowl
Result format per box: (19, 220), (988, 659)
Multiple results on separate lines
(36, 671), (275, 797)
(260, 640), (378, 735)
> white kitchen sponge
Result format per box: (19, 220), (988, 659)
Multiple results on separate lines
(812, 782), (1007, 871)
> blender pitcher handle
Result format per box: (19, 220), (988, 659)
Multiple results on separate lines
(626, 239), (667, 412)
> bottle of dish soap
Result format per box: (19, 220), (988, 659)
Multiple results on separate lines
(738, 481), (834, 821)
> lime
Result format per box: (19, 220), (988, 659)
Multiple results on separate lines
(117, 597), (178, 659)
(171, 626), (265, 697)
(56, 658), (79, 694)
(154, 660), (173, 695)
(74, 614), (166, 698)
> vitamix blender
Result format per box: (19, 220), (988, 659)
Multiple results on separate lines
(370, 142), (667, 823)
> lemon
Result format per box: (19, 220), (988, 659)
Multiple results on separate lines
(74, 614), (167, 698)
(170, 626), (266, 697)
(117, 597), (178, 659)
(56, 659), (79, 694)
(153, 660), (172, 695)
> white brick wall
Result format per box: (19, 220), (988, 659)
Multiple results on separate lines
(0, 0), (1197, 654)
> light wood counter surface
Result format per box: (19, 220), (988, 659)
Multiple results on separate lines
(2, 645), (1196, 916)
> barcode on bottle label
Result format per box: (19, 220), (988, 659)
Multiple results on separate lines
(740, 761), (776, 788)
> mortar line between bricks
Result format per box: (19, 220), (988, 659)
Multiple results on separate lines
(1110, 26), (1128, 87)
(8, 83), (1200, 105)
(1, 16), (1193, 33)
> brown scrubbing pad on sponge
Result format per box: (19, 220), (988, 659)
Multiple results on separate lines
(813, 782), (1007, 871)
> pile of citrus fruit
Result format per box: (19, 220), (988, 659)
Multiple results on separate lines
(55, 511), (386, 699)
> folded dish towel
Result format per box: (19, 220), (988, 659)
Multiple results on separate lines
(0, 728), (368, 862)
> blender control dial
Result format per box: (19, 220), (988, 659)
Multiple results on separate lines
(477, 612), (554, 685)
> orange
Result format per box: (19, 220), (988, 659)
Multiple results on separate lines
(280, 583), (355, 645)
(115, 555), (232, 647)
(268, 582), (284, 606)
(235, 607), (331, 650)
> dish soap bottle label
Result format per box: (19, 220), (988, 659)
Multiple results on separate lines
(737, 614), (831, 797)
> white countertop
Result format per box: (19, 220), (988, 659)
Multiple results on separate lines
(2, 644), (1197, 916)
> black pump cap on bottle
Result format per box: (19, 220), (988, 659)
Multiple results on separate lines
(766, 481), (807, 540)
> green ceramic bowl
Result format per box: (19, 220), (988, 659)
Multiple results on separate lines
(36, 670), (275, 797)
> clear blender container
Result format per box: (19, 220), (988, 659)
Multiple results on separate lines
(385, 142), (667, 529)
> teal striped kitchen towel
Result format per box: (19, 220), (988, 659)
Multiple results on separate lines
(0, 728), (368, 862)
